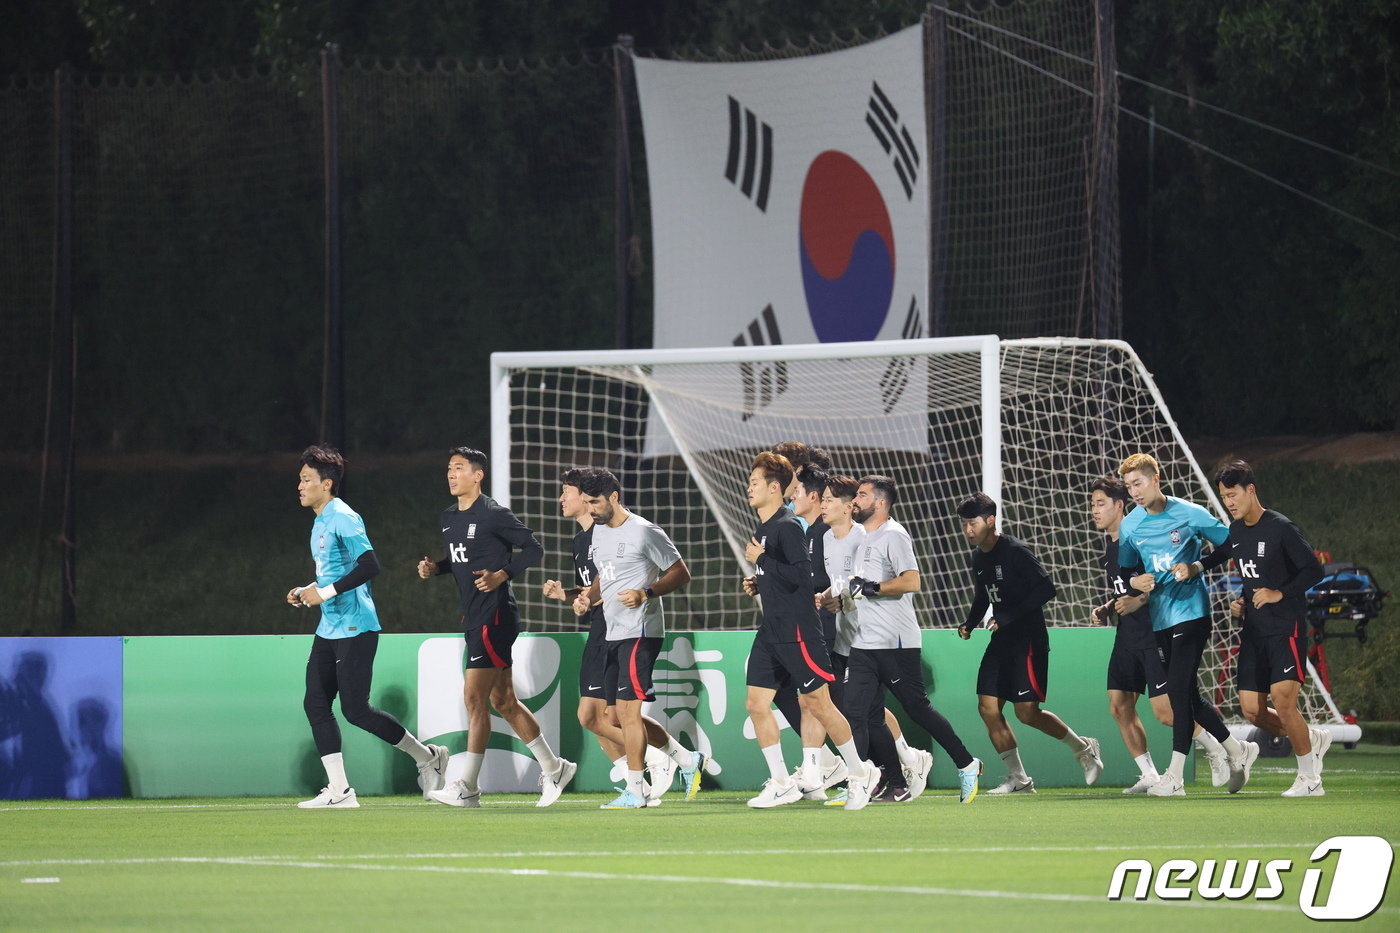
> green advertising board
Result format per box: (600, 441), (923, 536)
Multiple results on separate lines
(122, 629), (1179, 798)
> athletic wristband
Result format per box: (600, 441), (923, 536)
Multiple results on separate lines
(316, 584), (337, 601)
(644, 586), (657, 600)
(1190, 561), (1203, 577)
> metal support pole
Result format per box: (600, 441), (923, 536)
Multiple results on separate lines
(613, 35), (637, 350)
(321, 43), (346, 454)
(53, 63), (78, 633)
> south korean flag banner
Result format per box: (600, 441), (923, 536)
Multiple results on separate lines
(634, 25), (928, 354)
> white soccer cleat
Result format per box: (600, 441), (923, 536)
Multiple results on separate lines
(1308, 727), (1333, 769)
(537, 758), (577, 808)
(843, 760), (880, 811)
(429, 779), (481, 808)
(1076, 737), (1103, 786)
(1123, 773), (1159, 795)
(984, 774), (1035, 795)
(1204, 751), (1231, 787)
(903, 749), (934, 800)
(298, 786), (359, 809)
(648, 754), (677, 800)
(820, 756), (849, 790)
(1281, 774), (1325, 798)
(794, 767), (827, 801)
(416, 744), (450, 800)
(747, 778), (802, 809)
(1226, 740), (1260, 794)
(1147, 772), (1185, 797)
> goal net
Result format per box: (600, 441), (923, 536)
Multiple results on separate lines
(492, 336), (1345, 728)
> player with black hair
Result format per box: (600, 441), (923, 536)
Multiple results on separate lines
(288, 445), (447, 808)
(419, 447), (574, 809)
(957, 491), (1102, 794)
(1208, 460), (1328, 796)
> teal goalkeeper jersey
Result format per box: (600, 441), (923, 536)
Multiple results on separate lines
(310, 497), (381, 639)
(1116, 496), (1229, 632)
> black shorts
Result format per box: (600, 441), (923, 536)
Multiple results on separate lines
(579, 630), (612, 702)
(1236, 622), (1307, 694)
(1106, 641), (1169, 697)
(746, 630), (836, 694)
(976, 638), (1049, 703)
(608, 636), (662, 702)
(464, 620), (517, 669)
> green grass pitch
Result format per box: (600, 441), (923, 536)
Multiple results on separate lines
(4, 748), (1398, 931)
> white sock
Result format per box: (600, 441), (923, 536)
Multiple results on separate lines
(834, 739), (865, 774)
(645, 745), (669, 769)
(526, 735), (560, 776)
(462, 751), (485, 790)
(1059, 725), (1087, 754)
(1221, 736), (1245, 758)
(320, 753), (349, 793)
(627, 769), (647, 799)
(661, 736), (693, 768)
(1310, 749), (1324, 777)
(1295, 754), (1312, 778)
(1195, 730), (1224, 755)
(1167, 750), (1187, 780)
(819, 745), (839, 768)
(894, 734), (918, 768)
(800, 747), (821, 784)
(761, 743), (789, 783)
(999, 747), (1025, 779)
(1134, 752), (1158, 778)
(394, 731), (433, 765)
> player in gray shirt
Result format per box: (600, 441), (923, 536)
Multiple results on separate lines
(573, 469), (708, 809)
(845, 475), (982, 803)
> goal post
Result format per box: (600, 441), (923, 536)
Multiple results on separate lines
(490, 336), (1347, 730)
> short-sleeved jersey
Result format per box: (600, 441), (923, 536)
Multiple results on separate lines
(1117, 497), (1229, 631)
(965, 533), (1054, 648)
(1100, 535), (1155, 651)
(851, 518), (921, 650)
(1228, 510), (1324, 637)
(753, 508), (823, 644)
(572, 524), (606, 641)
(590, 512), (683, 640)
(806, 515), (837, 644)
(822, 523), (867, 655)
(440, 495), (544, 628)
(311, 497), (381, 639)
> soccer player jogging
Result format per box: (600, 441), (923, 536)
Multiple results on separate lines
(741, 453), (880, 811)
(1114, 453), (1256, 797)
(841, 476), (982, 803)
(419, 447), (575, 809)
(287, 446), (447, 809)
(1209, 460), (1329, 796)
(542, 468), (701, 801)
(571, 469), (708, 809)
(956, 492), (1103, 794)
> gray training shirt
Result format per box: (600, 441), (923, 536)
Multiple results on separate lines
(589, 511), (683, 641)
(822, 523), (867, 656)
(851, 518), (922, 650)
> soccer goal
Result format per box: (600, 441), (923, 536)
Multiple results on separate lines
(491, 336), (1351, 733)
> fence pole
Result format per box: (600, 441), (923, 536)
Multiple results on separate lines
(52, 62), (78, 633)
(613, 35), (637, 349)
(926, 4), (950, 338)
(1091, 0), (1121, 339)
(321, 43), (346, 454)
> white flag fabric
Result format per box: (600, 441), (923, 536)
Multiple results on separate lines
(635, 25), (929, 354)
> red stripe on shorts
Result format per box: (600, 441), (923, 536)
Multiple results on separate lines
(628, 638), (646, 698)
(482, 610), (506, 668)
(796, 629), (835, 682)
(1025, 643), (1045, 702)
(1288, 621), (1304, 683)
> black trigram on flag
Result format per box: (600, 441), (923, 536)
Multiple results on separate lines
(725, 96), (773, 212)
(865, 82), (920, 199)
(733, 305), (787, 420)
(879, 297), (925, 413)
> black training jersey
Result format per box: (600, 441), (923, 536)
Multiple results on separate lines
(963, 533), (1055, 646)
(1101, 536), (1155, 651)
(1228, 509), (1324, 636)
(572, 524), (606, 640)
(754, 508), (822, 644)
(806, 515), (836, 637)
(439, 495), (544, 628)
